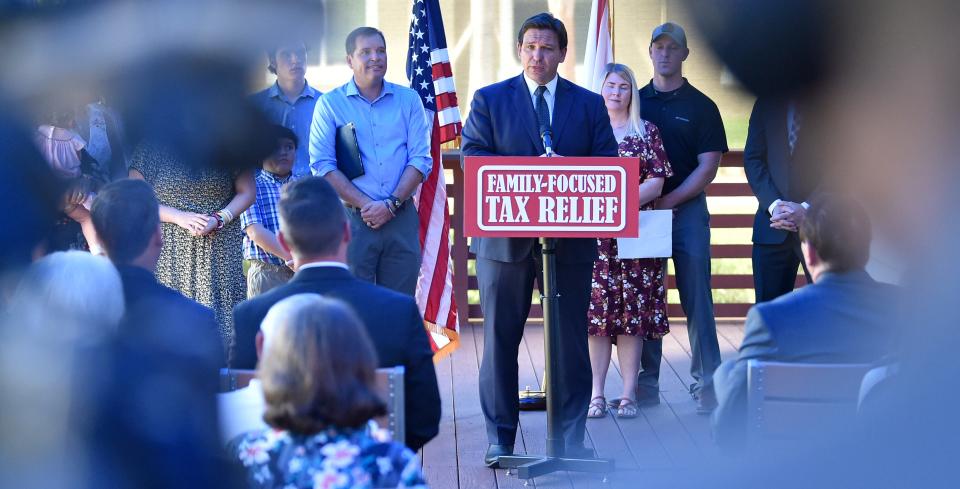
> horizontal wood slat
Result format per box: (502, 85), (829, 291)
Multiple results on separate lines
(466, 243), (754, 260)
(707, 182), (753, 197)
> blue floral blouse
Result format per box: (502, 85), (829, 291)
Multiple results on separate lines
(229, 422), (427, 488)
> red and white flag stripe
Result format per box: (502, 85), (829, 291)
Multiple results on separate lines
(584, 0), (614, 92)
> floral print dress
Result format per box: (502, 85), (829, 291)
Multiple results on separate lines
(230, 423), (427, 489)
(588, 121), (673, 339)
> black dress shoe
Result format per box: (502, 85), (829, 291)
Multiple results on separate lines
(564, 445), (596, 459)
(484, 444), (514, 468)
(636, 390), (661, 406)
(695, 388), (717, 415)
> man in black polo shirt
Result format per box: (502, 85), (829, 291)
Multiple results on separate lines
(638, 22), (727, 413)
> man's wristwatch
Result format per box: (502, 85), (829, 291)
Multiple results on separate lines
(388, 196), (404, 212)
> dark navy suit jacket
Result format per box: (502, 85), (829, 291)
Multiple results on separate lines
(461, 74), (619, 263)
(89, 265), (235, 487)
(711, 270), (898, 447)
(743, 97), (819, 245)
(230, 265), (441, 451)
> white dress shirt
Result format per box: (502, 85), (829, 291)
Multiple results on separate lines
(217, 379), (267, 445)
(522, 73), (559, 124)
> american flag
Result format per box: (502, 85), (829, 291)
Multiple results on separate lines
(584, 0), (614, 92)
(407, 0), (461, 355)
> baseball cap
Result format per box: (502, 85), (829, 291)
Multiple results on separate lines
(650, 22), (687, 48)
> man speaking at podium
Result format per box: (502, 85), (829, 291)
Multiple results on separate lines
(460, 12), (618, 467)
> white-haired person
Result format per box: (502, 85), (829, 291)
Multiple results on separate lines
(8, 250), (124, 341)
(0, 251), (123, 487)
(587, 63), (673, 419)
(228, 293), (427, 488)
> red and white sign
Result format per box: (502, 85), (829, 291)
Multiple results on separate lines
(463, 156), (640, 238)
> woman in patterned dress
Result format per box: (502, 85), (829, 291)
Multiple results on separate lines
(587, 64), (673, 419)
(229, 294), (427, 488)
(130, 142), (255, 350)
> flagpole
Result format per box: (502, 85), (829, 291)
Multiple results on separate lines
(610, 0), (615, 60)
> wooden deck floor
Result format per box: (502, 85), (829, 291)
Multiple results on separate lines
(420, 320), (745, 489)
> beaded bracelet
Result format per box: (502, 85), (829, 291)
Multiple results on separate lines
(210, 212), (225, 230)
(217, 209), (233, 225)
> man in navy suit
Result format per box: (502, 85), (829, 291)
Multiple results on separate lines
(460, 12), (618, 466)
(744, 97), (816, 303)
(91, 179), (224, 369)
(230, 177), (441, 451)
(90, 179), (234, 487)
(711, 194), (897, 448)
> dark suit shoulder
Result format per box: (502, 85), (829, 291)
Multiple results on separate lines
(559, 78), (603, 101)
(475, 76), (518, 96)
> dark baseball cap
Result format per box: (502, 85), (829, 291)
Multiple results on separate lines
(650, 22), (687, 48)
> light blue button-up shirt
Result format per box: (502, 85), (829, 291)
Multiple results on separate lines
(249, 80), (321, 177)
(309, 78), (432, 200)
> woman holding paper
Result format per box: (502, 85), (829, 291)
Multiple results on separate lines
(587, 64), (673, 419)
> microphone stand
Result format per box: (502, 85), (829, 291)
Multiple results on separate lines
(496, 131), (614, 482)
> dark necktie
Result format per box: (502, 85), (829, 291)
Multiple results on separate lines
(535, 85), (551, 134)
(788, 103), (801, 155)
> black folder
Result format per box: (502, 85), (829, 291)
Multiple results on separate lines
(335, 122), (364, 180)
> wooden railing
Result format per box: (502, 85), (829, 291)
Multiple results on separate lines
(444, 150), (805, 328)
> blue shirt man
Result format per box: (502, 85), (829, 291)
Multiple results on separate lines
(308, 26), (431, 297)
(249, 41), (320, 177)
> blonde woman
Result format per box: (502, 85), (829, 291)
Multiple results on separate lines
(587, 64), (673, 419)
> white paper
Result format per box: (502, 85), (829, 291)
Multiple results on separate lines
(615, 210), (673, 259)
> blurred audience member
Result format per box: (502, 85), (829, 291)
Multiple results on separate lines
(250, 40), (319, 177)
(0, 251), (122, 488)
(744, 96), (816, 303)
(309, 26), (431, 297)
(0, 110), (63, 298)
(8, 250), (123, 339)
(231, 177), (440, 451)
(91, 178), (224, 368)
(240, 125), (300, 298)
(711, 194), (897, 448)
(229, 293), (428, 488)
(35, 106), (107, 253)
(638, 22), (727, 413)
(87, 178), (238, 488)
(129, 141), (255, 350)
(75, 96), (129, 181)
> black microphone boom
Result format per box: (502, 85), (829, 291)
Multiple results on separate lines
(540, 127), (554, 156)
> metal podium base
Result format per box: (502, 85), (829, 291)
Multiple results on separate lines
(497, 454), (614, 480)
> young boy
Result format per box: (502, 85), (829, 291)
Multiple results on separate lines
(241, 125), (300, 298)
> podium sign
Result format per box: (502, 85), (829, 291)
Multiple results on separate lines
(463, 156), (640, 238)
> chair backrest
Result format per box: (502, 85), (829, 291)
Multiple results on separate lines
(373, 366), (405, 446)
(219, 367), (406, 445)
(746, 360), (872, 446)
(219, 368), (256, 392)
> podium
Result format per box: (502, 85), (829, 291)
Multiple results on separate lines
(464, 156), (639, 481)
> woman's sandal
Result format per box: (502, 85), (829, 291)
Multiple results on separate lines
(607, 398), (639, 419)
(587, 396), (607, 418)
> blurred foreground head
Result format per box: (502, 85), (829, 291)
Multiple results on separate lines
(259, 294), (385, 433)
(10, 251), (124, 341)
(686, 0), (960, 486)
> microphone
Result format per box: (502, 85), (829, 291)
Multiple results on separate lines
(540, 127), (554, 156)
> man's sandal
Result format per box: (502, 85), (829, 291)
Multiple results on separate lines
(587, 396), (607, 418)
